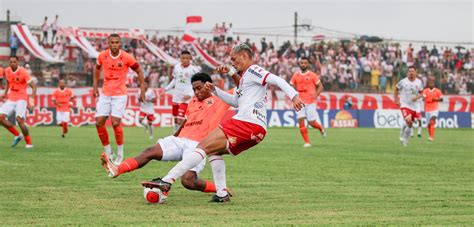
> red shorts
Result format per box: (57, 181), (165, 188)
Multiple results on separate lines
(139, 111), (155, 122)
(172, 103), (188, 118)
(401, 108), (417, 122)
(219, 118), (267, 156)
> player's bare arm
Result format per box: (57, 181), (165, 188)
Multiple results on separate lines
(28, 80), (37, 107)
(315, 81), (323, 98)
(1, 80), (9, 101)
(173, 118), (187, 137)
(394, 87), (400, 105)
(93, 64), (101, 97)
(134, 66), (146, 102)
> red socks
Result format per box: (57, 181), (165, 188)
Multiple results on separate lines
(62, 122), (68, 134)
(113, 124), (124, 146)
(117, 158), (139, 175)
(428, 119), (436, 138)
(202, 180), (216, 193)
(24, 135), (32, 145)
(96, 125), (110, 146)
(298, 122), (310, 144)
(7, 127), (20, 136)
(308, 121), (324, 132)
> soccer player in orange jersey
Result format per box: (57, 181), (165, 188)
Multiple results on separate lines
(0, 66), (4, 89)
(290, 57), (326, 147)
(0, 56), (37, 148)
(422, 78), (443, 141)
(52, 79), (75, 138)
(94, 34), (146, 165)
(102, 73), (231, 195)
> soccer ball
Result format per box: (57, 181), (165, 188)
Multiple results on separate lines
(143, 187), (167, 204)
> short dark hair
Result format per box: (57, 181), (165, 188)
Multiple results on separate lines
(108, 33), (121, 39)
(408, 65), (417, 70)
(191, 72), (213, 84)
(181, 50), (191, 56)
(299, 56), (309, 61)
(9, 56), (19, 60)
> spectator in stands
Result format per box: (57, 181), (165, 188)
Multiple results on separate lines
(212, 24), (219, 42)
(9, 33), (19, 57)
(41, 16), (49, 45)
(85, 60), (94, 86)
(226, 23), (234, 43)
(42, 67), (52, 86)
(260, 38), (268, 55)
(219, 22), (226, 42)
(51, 15), (59, 44)
(76, 49), (84, 72)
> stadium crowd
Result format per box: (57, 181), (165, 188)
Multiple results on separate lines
(6, 19), (473, 95)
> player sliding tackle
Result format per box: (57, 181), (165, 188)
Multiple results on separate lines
(102, 73), (239, 196)
(141, 43), (304, 203)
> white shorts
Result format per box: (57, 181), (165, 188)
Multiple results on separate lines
(425, 111), (439, 120)
(158, 136), (206, 174)
(0, 100), (27, 119)
(56, 111), (70, 123)
(95, 95), (128, 118)
(296, 103), (319, 121)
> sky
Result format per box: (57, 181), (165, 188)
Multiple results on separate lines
(0, 0), (472, 46)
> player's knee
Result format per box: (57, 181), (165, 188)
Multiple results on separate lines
(112, 121), (121, 128)
(143, 145), (162, 160)
(95, 119), (105, 127)
(180, 174), (196, 190)
(0, 114), (6, 121)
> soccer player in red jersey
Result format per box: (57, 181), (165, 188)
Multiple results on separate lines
(141, 43), (304, 203)
(52, 79), (75, 138)
(0, 56), (37, 148)
(290, 57), (326, 147)
(422, 78), (443, 141)
(94, 34), (146, 165)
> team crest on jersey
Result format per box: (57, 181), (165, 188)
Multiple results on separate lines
(207, 99), (214, 106)
(15, 77), (20, 82)
(236, 88), (243, 97)
(250, 133), (264, 143)
(118, 62), (123, 67)
(228, 136), (237, 145)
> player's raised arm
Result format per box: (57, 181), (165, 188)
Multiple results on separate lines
(265, 74), (304, 111)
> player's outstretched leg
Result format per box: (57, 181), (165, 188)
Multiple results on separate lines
(102, 143), (164, 178)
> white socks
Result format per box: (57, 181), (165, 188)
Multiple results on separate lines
(209, 155), (227, 197)
(116, 145), (124, 165)
(104, 144), (112, 157)
(149, 124), (154, 138)
(163, 148), (206, 184)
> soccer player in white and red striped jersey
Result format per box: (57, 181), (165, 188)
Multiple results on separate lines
(138, 80), (157, 139)
(163, 51), (200, 132)
(394, 66), (423, 147)
(142, 43), (304, 203)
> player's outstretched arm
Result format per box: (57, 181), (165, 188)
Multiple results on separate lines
(205, 82), (239, 107)
(265, 74), (304, 111)
(164, 79), (176, 92)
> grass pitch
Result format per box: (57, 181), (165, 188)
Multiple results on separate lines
(0, 126), (473, 225)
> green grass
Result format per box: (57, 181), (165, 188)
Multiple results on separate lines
(0, 126), (473, 225)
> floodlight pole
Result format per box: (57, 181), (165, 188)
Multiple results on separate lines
(294, 12), (297, 45)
